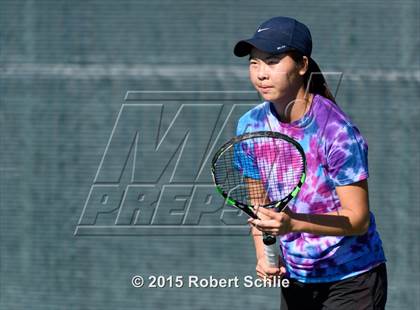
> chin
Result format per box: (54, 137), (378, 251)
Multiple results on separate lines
(260, 94), (277, 102)
(258, 92), (270, 100)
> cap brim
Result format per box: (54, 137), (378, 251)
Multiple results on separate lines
(233, 37), (294, 57)
(233, 40), (254, 57)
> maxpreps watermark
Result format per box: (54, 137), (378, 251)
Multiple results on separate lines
(74, 91), (260, 236)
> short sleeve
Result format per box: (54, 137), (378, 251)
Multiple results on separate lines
(326, 124), (369, 186)
(234, 118), (260, 180)
(233, 142), (260, 180)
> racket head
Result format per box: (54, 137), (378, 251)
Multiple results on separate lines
(211, 131), (306, 214)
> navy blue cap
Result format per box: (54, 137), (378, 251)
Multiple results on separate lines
(234, 16), (313, 57)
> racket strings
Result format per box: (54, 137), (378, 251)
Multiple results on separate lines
(214, 136), (304, 206)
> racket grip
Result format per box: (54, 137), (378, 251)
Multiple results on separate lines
(264, 241), (280, 268)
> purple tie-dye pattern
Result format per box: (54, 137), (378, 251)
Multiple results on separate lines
(252, 140), (303, 201)
(236, 94), (386, 283)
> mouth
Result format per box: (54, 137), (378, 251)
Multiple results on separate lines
(258, 85), (273, 93)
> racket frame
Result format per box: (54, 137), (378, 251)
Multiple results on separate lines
(211, 131), (306, 215)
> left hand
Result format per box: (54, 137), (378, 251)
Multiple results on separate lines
(248, 207), (294, 236)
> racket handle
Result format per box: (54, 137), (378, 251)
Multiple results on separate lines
(264, 243), (280, 268)
(263, 233), (280, 268)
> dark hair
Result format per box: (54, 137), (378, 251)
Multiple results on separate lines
(289, 50), (337, 104)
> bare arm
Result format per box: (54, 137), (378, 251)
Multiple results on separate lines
(291, 180), (370, 236)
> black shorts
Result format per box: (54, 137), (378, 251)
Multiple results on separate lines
(280, 263), (387, 310)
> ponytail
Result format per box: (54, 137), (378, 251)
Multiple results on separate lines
(289, 51), (337, 104)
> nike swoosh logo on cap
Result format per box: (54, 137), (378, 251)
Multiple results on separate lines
(257, 27), (270, 32)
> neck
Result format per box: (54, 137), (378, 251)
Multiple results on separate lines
(271, 87), (313, 123)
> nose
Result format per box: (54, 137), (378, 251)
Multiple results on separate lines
(257, 63), (268, 80)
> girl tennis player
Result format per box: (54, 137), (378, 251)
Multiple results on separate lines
(233, 16), (387, 309)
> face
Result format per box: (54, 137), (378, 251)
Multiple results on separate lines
(248, 48), (307, 104)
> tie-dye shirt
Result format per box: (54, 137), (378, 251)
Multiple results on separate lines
(236, 94), (386, 283)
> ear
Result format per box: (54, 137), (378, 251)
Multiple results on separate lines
(298, 56), (310, 76)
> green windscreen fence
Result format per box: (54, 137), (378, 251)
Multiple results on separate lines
(1, 1), (419, 309)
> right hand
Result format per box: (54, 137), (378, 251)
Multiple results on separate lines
(256, 257), (286, 280)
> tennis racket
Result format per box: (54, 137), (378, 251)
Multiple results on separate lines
(211, 131), (306, 267)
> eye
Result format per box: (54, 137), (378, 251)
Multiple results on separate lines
(249, 60), (258, 67)
(266, 58), (280, 65)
